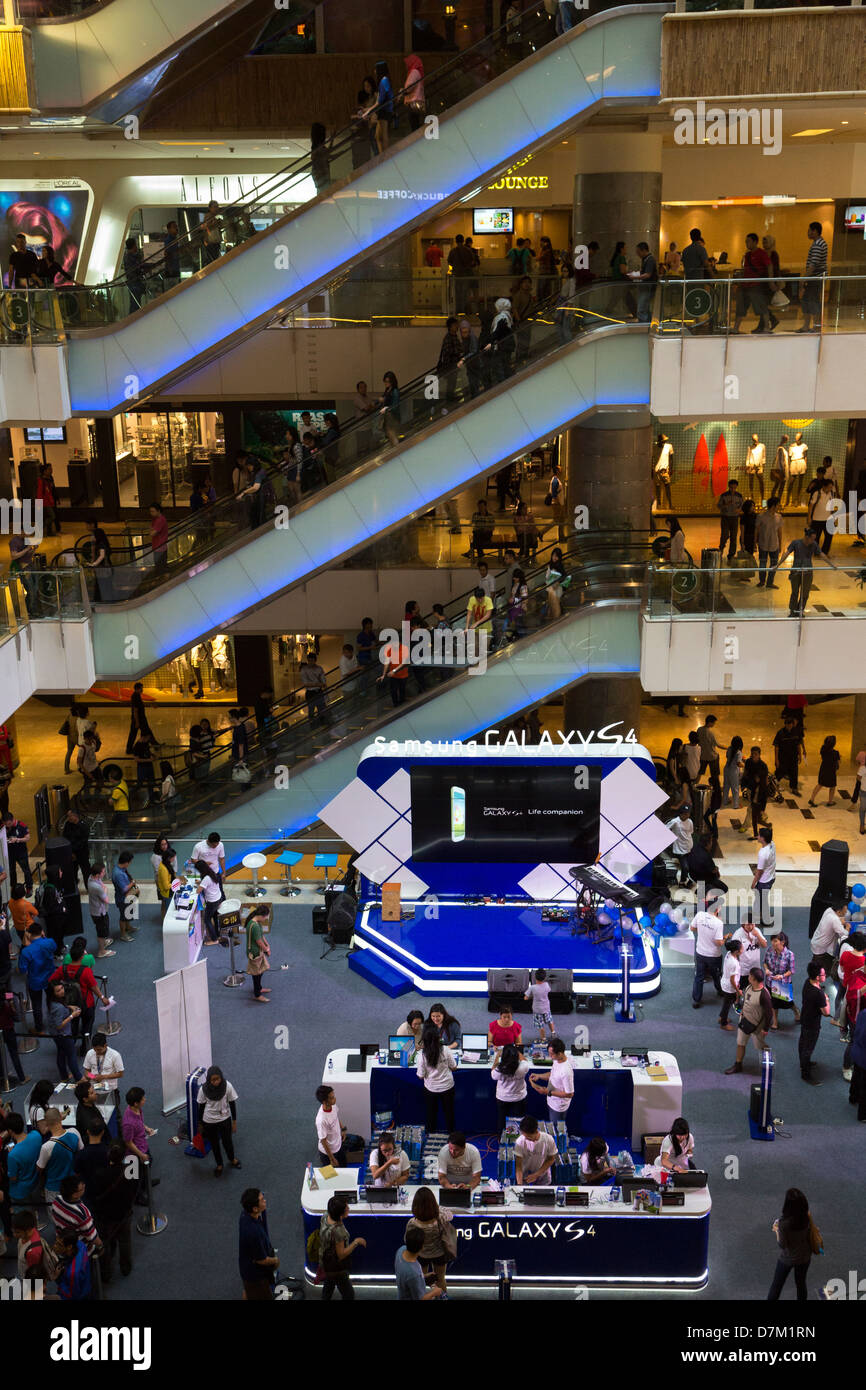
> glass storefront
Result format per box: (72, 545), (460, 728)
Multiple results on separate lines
(649, 416), (852, 516)
(112, 410), (225, 510)
(92, 634), (237, 704)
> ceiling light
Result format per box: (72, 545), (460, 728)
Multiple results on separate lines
(791, 128), (833, 137)
(159, 140), (226, 146)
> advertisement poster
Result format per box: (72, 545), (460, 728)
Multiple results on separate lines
(0, 184), (91, 287)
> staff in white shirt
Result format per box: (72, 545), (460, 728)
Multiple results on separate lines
(732, 918), (768, 975)
(810, 900), (849, 1005)
(191, 832), (225, 877)
(751, 827), (776, 927)
(529, 1036), (573, 1123)
(666, 804), (695, 887)
(691, 904), (725, 1006)
(82, 1035), (124, 1091)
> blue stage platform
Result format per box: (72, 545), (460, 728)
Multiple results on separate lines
(352, 899), (661, 999)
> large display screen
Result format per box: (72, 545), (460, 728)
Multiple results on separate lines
(410, 764), (600, 864)
(473, 207), (513, 235)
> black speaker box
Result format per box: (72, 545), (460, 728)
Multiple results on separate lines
(808, 839), (849, 936)
(549, 992), (573, 1016)
(574, 995), (606, 1014)
(312, 905), (329, 935)
(749, 1083), (763, 1124)
(329, 920), (354, 945)
(324, 888), (340, 915)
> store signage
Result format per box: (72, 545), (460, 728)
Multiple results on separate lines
(454, 1219), (597, 1241)
(487, 154), (549, 194)
(372, 722), (638, 752)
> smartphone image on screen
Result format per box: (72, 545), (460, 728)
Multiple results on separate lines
(450, 785), (466, 842)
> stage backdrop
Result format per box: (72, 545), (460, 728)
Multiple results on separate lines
(319, 738), (675, 898)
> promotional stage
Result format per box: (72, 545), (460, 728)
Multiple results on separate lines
(320, 738), (674, 1000)
(354, 898), (662, 998)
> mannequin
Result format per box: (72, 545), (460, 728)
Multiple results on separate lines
(787, 431), (808, 507)
(653, 433), (673, 513)
(744, 433), (765, 502)
(770, 434), (789, 505)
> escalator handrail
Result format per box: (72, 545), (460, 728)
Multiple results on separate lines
(80, 1), (560, 303)
(81, 281), (633, 580)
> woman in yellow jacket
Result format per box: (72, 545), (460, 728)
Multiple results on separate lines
(156, 852), (174, 921)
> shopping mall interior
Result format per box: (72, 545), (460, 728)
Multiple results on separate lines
(0, 0), (864, 1330)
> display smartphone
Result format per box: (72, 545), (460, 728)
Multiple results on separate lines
(450, 785), (466, 842)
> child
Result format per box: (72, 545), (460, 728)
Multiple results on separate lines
(719, 939), (743, 1031)
(9, 886), (37, 947)
(525, 968), (553, 1041)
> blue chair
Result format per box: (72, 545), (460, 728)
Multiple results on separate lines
(314, 852), (339, 895)
(275, 849), (303, 898)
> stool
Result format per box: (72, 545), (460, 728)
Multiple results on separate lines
(314, 852), (338, 895)
(243, 851), (268, 898)
(275, 849), (303, 897)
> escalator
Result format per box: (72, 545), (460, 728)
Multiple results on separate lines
(28, 0), (265, 113)
(80, 533), (650, 853)
(53, 3), (663, 409)
(85, 289), (652, 675)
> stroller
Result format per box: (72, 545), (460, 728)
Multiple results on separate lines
(764, 775), (786, 806)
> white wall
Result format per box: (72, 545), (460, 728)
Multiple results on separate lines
(651, 332), (866, 420)
(642, 614), (866, 694)
(229, 569), (482, 635)
(0, 621), (95, 725)
(0, 347), (70, 428)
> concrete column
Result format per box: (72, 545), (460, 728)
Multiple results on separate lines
(562, 410), (653, 533)
(562, 676), (643, 743)
(851, 693), (866, 762)
(571, 134), (663, 262)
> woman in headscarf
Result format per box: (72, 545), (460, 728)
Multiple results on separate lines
(197, 1065), (241, 1176)
(487, 297), (514, 383)
(402, 53), (426, 131)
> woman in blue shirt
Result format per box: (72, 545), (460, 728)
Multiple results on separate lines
(373, 60), (394, 154)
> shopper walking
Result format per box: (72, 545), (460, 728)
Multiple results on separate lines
(319, 1194), (364, 1301)
(756, 497), (783, 588)
(751, 826), (777, 928)
(718, 939), (743, 1031)
(666, 803), (695, 887)
(724, 967), (774, 1074)
(404, 1186), (455, 1293)
(3, 811), (32, 893)
(764, 932), (799, 1029)
(244, 905), (271, 1002)
(722, 736), (744, 808)
(798, 962), (830, 1085)
(18, 921), (56, 1034)
(86, 863), (115, 960)
(690, 899), (725, 1006)
(416, 1024), (457, 1132)
(773, 715), (805, 795)
(125, 682), (154, 756)
(767, 1189), (816, 1301)
(238, 1189), (279, 1300)
(741, 745), (770, 840)
(809, 736), (840, 807)
(197, 1066), (241, 1176)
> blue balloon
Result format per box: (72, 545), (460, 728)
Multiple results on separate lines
(639, 915), (651, 929)
(852, 883), (866, 899)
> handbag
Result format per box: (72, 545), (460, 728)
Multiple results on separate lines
(543, 493), (553, 506)
(770, 289), (789, 307)
(438, 1213), (458, 1262)
(232, 761), (252, 784)
(809, 1215), (823, 1255)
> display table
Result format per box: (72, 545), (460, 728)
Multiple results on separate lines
(322, 1048), (683, 1151)
(26, 1082), (118, 1137)
(162, 892), (203, 973)
(300, 1170), (710, 1291)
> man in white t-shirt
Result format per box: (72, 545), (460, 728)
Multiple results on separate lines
(690, 905), (725, 1006)
(810, 901), (849, 994)
(750, 827), (776, 927)
(314, 1085), (345, 1167)
(82, 1035), (124, 1091)
(514, 1116), (557, 1185)
(438, 1133), (482, 1189)
(719, 940), (743, 1031)
(666, 805), (695, 887)
(529, 1037), (573, 1123)
(192, 832), (225, 877)
(732, 918), (768, 976)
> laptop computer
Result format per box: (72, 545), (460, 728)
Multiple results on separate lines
(671, 1170), (708, 1189)
(619, 1176), (659, 1201)
(438, 1188), (472, 1209)
(366, 1185), (400, 1204)
(460, 1033), (490, 1064)
(388, 1036), (414, 1065)
(360, 1043), (379, 1057)
(335, 1190), (357, 1205)
(481, 1189), (506, 1206)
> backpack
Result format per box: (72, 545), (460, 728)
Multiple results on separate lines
(60, 963), (84, 1008)
(35, 882), (63, 919)
(306, 1229), (321, 1264)
(56, 1240), (92, 1300)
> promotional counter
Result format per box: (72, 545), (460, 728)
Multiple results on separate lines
(322, 1048), (683, 1151)
(162, 891), (204, 974)
(300, 1167), (710, 1292)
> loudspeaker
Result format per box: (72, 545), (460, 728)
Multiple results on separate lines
(809, 839), (849, 937)
(549, 993), (574, 1016)
(329, 920), (354, 945)
(44, 836), (83, 936)
(324, 888), (340, 915)
(574, 995), (606, 1014)
(328, 893), (357, 943)
(749, 1083), (763, 1124)
(312, 905), (329, 935)
(487, 969), (530, 995)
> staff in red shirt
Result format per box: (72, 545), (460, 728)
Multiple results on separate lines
(488, 1006), (523, 1050)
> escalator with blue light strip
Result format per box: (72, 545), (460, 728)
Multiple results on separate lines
(64, 6), (664, 410)
(89, 322), (651, 676)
